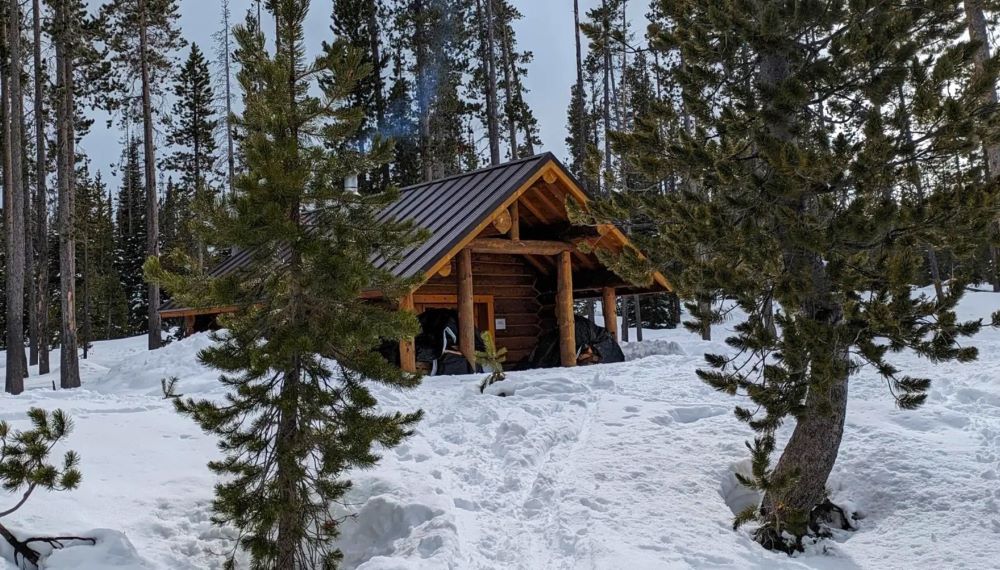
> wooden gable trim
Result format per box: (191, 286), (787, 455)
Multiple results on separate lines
(419, 165), (553, 282)
(543, 165), (674, 292)
(416, 160), (672, 294)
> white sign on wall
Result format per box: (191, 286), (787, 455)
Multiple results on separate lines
(495, 318), (507, 331)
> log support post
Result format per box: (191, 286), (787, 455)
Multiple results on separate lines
(602, 286), (618, 342)
(399, 292), (417, 373)
(556, 250), (576, 367)
(457, 248), (476, 367)
(183, 315), (195, 337)
(509, 201), (520, 241)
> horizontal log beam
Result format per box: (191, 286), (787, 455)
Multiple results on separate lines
(159, 305), (238, 319)
(469, 238), (574, 256)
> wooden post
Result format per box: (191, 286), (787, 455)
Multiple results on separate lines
(509, 201), (520, 240)
(183, 314), (195, 337)
(602, 287), (618, 342)
(457, 248), (476, 367)
(556, 250), (576, 367)
(399, 293), (417, 373)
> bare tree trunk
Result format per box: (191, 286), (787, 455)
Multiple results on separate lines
(139, 0), (161, 350)
(499, 15), (518, 159)
(633, 294), (642, 342)
(81, 229), (90, 359)
(366, 2), (390, 188)
(965, 0), (1000, 291)
(413, 0), (433, 182)
(220, 0), (235, 196)
(601, 1), (612, 195)
(763, 295), (776, 338)
(477, 0), (500, 165)
(698, 296), (711, 341)
(55, 0), (79, 389)
(573, 0), (584, 164)
(6, 0), (27, 393)
(620, 296), (630, 342)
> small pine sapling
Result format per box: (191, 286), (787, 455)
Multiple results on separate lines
(0, 408), (92, 568)
(160, 376), (182, 399)
(476, 332), (507, 393)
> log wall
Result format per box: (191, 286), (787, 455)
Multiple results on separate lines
(416, 252), (544, 365)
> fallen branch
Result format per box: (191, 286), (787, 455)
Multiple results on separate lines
(0, 521), (95, 568)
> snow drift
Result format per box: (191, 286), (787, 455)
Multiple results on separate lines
(0, 289), (998, 569)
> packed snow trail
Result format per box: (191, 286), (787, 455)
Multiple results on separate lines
(0, 289), (997, 569)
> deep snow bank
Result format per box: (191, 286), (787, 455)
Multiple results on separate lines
(0, 288), (998, 569)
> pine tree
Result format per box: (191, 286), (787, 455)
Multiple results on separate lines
(147, 1), (425, 565)
(0, 408), (85, 566)
(53, 0), (82, 389)
(403, 0), (476, 180)
(213, 0), (236, 196)
(104, 0), (185, 350)
(494, 0), (539, 158)
(600, 0), (999, 550)
(385, 49), (422, 187)
(31, 0), (51, 374)
(164, 43), (220, 270)
(6, 0), (29, 393)
(113, 139), (148, 335)
(327, 0), (391, 192)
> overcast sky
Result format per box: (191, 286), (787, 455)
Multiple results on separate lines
(81, 0), (649, 188)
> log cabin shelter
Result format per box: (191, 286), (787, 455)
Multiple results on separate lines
(159, 153), (672, 373)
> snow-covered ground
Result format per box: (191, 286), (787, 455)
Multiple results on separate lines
(1, 289), (998, 569)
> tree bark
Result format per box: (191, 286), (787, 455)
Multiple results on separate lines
(698, 297), (711, 341)
(221, 0), (235, 196)
(413, 0), (433, 182)
(573, 0), (585, 169)
(499, 12), (518, 159)
(366, 2), (390, 189)
(964, 0), (1000, 291)
(139, 0), (161, 349)
(620, 296), (630, 342)
(601, 1), (612, 195)
(477, 0), (500, 165)
(6, 0), (27, 393)
(633, 294), (642, 342)
(55, 0), (80, 389)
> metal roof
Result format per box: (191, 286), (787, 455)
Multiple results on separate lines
(161, 153), (554, 312)
(374, 152), (551, 278)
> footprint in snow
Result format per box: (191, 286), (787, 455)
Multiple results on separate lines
(649, 406), (729, 427)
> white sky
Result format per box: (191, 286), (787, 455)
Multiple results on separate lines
(80, 0), (649, 188)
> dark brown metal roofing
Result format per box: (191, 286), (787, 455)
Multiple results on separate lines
(374, 152), (551, 278)
(161, 153), (554, 312)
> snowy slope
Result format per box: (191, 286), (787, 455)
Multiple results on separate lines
(0, 289), (998, 569)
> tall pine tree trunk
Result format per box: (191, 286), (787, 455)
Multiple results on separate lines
(499, 18), (518, 159)
(965, 0), (1000, 292)
(274, 13), (303, 563)
(413, 0), (433, 182)
(573, 0), (585, 170)
(5, 0), (27, 393)
(139, 0), (161, 349)
(81, 228), (90, 359)
(56, 0), (80, 389)
(366, 3), (389, 189)
(633, 294), (642, 342)
(756, 49), (849, 547)
(221, 0), (235, 196)
(601, 2), (612, 195)
(477, 0), (500, 165)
